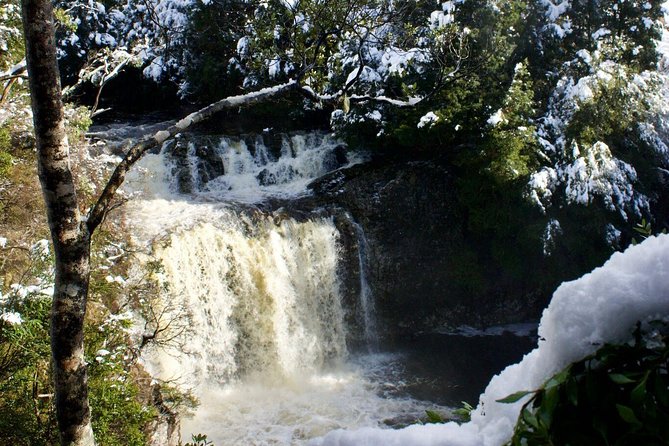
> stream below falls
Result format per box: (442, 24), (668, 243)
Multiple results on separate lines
(105, 128), (534, 445)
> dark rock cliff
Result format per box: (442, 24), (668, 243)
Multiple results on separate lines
(311, 158), (549, 337)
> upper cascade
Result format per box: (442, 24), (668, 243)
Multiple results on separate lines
(162, 131), (362, 203)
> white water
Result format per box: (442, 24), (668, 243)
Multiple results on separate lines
(120, 132), (436, 445)
(175, 132), (363, 203)
(348, 215), (379, 351)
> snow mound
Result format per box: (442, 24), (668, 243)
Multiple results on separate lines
(312, 234), (669, 446)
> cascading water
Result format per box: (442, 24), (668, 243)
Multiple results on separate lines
(119, 131), (435, 445)
(150, 215), (347, 384)
(347, 214), (379, 352)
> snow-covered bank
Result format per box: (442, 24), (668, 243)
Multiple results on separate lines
(312, 234), (669, 446)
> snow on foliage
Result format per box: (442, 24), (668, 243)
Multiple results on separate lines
(527, 47), (668, 222)
(0, 311), (22, 325)
(57, 0), (194, 81)
(560, 142), (647, 219)
(541, 218), (562, 255)
(486, 109), (505, 127)
(538, 0), (572, 38)
(0, 1), (21, 61)
(526, 167), (557, 213)
(312, 234), (669, 446)
(417, 112), (440, 129)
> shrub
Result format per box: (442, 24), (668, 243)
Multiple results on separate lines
(502, 321), (669, 445)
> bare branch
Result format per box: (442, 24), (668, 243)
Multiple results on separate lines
(0, 73), (28, 83)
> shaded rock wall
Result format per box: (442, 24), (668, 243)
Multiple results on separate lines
(311, 158), (549, 336)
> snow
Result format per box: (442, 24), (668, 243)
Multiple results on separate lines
(345, 66), (382, 86)
(0, 312), (23, 326)
(560, 141), (647, 219)
(575, 49), (592, 65)
(381, 48), (429, 77)
(605, 224), (621, 246)
(313, 234), (669, 445)
(486, 109), (505, 126)
(540, 0), (570, 22)
(430, 10), (455, 29)
(541, 218), (562, 256)
(30, 239), (49, 256)
(105, 275), (126, 285)
(417, 112), (440, 129)
(592, 28), (611, 40)
(569, 78), (594, 101)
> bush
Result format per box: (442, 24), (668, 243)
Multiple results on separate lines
(0, 150), (11, 178)
(502, 321), (669, 445)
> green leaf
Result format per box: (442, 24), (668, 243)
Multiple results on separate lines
(566, 378), (579, 406)
(616, 404), (642, 426)
(496, 390), (534, 404)
(537, 387), (558, 428)
(545, 366), (571, 389)
(609, 373), (636, 385)
(631, 374), (648, 404)
(425, 409), (446, 423)
(521, 407), (540, 430)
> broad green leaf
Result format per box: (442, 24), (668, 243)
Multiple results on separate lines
(521, 407), (540, 430)
(496, 390), (534, 404)
(616, 404), (642, 426)
(631, 374), (648, 404)
(545, 366), (571, 389)
(609, 373), (636, 385)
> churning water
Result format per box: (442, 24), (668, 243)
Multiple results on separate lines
(121, 132), (437, 445)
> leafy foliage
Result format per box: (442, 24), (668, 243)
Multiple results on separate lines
(502, 321), (669, 446)
(452, 401), (474, 422)
(0, 240), (159, 445)
(0, 0), (24, 71)
(184, 433), (214, 446)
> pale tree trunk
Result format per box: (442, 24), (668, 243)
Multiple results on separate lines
(20, 0), (95, 444)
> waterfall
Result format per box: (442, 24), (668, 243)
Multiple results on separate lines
(147, 213), (347, 386)
(347, 215), (379, 351)
(165, 131), (360, 202)
(117, 130), (429, 445)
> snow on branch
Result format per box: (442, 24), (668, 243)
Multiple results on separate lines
(297, 85), (423, 108)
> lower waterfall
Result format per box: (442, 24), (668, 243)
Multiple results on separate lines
(120, 132), (434, 445)
(150, 215), (347, 383)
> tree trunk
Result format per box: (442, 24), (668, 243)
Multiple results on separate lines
(20, 0), (95, 444)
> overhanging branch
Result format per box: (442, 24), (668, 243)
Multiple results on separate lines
(297, 84), (423, 108)
(86, 80), (299, 233)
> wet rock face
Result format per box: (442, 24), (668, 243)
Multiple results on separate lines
(311, 159), (546, 337)
(164, 136), (226, 193)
